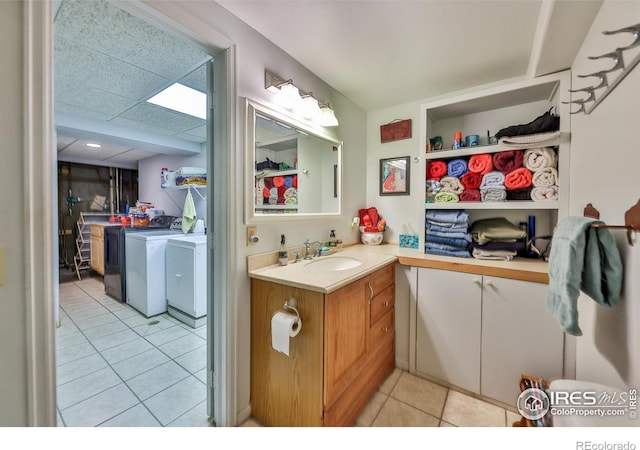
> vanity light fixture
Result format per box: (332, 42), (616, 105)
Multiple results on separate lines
(318, 103), (339, 127)
(300, 93), (321, 120)
(265, 69), (339, 125)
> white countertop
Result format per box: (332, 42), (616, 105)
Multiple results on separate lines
(247, 245), (398, 293)
(247, 244), (550, 292)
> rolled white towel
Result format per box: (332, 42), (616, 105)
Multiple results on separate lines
(532, 167), (558, 187)
(256, 178), (265, 189)
(523, 147), (557, 171)
(176, 166), (206, 176)
(284, 187), (297, 198)
(440, 176), (464, 195)
(531, 185), (559, 201)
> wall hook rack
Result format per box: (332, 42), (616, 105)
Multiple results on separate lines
(583, 200), (640, 246)
(570, 22), (640, 115)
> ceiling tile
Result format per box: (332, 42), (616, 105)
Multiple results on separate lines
(115, 103), (206, 134)
(55, 0), (211, 80)
(55, 78), (138, 118)
(55, 37), (170, 101)
(55, 102), (113, 122)
(179, 63), (208, 93)
(105, 149), (157, 162)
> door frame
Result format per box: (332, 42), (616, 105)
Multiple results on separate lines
(24, 0), (239, 426)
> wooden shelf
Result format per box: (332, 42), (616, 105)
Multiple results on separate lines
(425, 200), (559, 210)
(255, 169), (297, 179)
(425, 134), (564, 160)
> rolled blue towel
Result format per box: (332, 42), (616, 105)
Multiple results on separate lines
(447, 159), (468, 178)
(284, 176), (293, 188)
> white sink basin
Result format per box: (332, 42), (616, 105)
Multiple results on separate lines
(305, 256), (362, 271)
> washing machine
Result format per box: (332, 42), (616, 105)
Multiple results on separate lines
(125, 229), (200, 317)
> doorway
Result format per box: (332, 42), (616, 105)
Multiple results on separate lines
(52, 0), (226, 427)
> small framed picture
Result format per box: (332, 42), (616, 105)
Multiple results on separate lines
(380, 156), (410, 196)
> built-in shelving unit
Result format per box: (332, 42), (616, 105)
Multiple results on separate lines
(420, 70), (572, 252)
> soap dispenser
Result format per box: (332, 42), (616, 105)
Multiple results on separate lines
(329, 230), (337, 248)
(278, 234), (288, 266)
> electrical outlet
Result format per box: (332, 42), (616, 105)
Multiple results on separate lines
(247, 226), (258, 246)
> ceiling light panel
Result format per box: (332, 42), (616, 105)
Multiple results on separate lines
(147, 83), (207, 120)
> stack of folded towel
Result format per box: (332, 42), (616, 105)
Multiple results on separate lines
(469, 217), (527, 260)
(524, 147), (559, 201)
(260, 175), (298, 205)
(425, 210), (471, 258)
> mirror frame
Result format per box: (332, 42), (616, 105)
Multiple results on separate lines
(244, 98), (343, 224)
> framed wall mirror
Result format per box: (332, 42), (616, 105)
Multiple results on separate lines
(245, 98), (342, 223)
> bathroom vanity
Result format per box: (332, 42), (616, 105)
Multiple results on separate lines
(249, 252), (396, 426)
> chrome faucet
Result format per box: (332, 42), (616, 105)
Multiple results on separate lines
(304, 239), (323, 260)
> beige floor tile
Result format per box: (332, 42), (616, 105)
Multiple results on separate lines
(389, 372), (448, 418)
(442, 390), (506, 427)
(439, 420), (456, 427)
(356, 391), (387, 426)
(506, 409), (522, 427)
(378, 368), (403, 395)
(240, 417), (264, 427)
(372, 397), (439, 427)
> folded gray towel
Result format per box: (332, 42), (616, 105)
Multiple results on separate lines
(480, 188), (507, 203)
(480, 170), (505, 190)
(547, 217), (623, 336)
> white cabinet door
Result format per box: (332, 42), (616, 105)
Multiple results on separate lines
(480, 276), (564, 406)
(416, 268), (482, 393)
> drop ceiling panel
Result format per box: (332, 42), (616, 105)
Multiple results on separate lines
(115, 103), (206, 134)
(55, 37), (170, 102)
(105, 149), (157, 162)
(55, 0), (210, 81)
(54, 0), (211, 163)
(55, 102), (113, 122)
(55, 78), (137, 118)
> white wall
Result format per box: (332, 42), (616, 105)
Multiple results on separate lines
(568, 1), (640, 390)
(138, 153), (207, 221)
(0, 1), (29, 426)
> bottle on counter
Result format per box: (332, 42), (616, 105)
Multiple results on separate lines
(329, 230), (337, 248)
(278, 234), (288, 266)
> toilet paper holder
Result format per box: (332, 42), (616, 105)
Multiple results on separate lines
(281, 297), (301, 329)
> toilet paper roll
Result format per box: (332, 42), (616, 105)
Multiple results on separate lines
(271, 311), (301, 356)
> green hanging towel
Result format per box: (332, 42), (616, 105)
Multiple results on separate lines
(182, 187), (197, 234)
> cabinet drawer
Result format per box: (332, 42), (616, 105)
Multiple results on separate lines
(370, 284), (394, 324)
(370, 308), (394, 348)
(370, 263), (394, 295)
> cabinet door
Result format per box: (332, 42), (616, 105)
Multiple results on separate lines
(481, 276), (563, 406)
(324, 276), (370, 408)
(416, 268), (481, 393)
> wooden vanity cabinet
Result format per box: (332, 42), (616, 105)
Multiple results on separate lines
(250, 263), (395, 427)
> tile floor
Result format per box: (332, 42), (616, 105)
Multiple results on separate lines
(56, 277), (211, 427)
(58, 277), (521, 428)
(241, 368), (521, 427)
